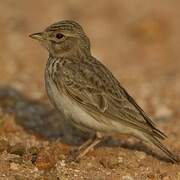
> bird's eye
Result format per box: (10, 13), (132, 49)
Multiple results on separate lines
(55, 33), (64, 39)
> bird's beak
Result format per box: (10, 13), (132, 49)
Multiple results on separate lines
(29, 32), (44, 41)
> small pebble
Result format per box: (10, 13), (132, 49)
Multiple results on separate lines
(87, 162), (93, 167)
(122, 175), (134, 180)
(135, 151), (146, 160)
(99, 156), (122, 169)
(35, 148), (56, 170)
(10, 162), (20, 171)
(106, 171), (111, 176)
(74, 169), (80, 173)
(59, 160), (66, 167)
(118, 156), (124, 163)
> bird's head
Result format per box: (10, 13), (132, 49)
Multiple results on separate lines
(29, 20), (91, 57)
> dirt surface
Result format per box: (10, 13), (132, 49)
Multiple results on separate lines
(0, 0), (180, 179)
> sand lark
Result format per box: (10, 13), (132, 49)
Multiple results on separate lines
(30, 20), (177, 162)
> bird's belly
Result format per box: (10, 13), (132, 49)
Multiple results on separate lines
(45, 78), (115, 133)
(45, 78), (138, 135)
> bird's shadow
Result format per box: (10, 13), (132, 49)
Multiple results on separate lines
(0, 86), (176, 163)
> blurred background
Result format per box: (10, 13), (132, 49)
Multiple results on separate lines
(0, 0), (180, 111)
(0, 0), (180, 179)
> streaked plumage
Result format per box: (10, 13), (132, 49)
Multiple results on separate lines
(30, 20), (177, 163)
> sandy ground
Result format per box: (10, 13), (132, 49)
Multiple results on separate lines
(0, 0), (180, 179)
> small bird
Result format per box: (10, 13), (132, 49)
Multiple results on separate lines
(30, 20), (177, 163)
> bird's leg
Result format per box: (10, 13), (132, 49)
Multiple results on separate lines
(69, 134), (95, 155)
(76, 132), (103, 160)
(78, 138), (94, 151)
(68, 132), (104, 162)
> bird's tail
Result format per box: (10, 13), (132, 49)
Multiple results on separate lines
(145, 134), (178, 163)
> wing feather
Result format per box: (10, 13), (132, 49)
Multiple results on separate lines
(57, 57), (166, 139)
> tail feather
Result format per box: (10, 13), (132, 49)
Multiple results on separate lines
(147, 135), (178, 163)
(152, 127), (167, 140)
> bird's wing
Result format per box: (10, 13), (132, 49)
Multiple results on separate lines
(56, 57), (166, 139)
